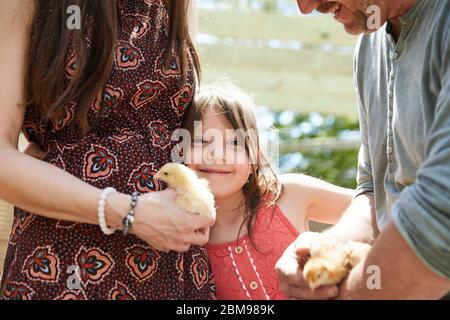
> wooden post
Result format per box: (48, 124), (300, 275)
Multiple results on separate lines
(188, 0), (198, 42)
(0, 200), (13, 274)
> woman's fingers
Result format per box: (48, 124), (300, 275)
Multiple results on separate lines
(178, 213), (214, 246)
(190, 228), (210, 246)
(135, 190), (215, 253)
(188, 213), (216, 229)
(172, 243), (191, 253)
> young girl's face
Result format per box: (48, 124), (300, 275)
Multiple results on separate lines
(185, 108), (252, 199)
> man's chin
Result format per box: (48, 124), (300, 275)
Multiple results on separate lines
(344, 26), (366, 35)
(342, 23), (371, 36)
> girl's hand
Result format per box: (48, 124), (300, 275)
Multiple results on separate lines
(110, 188), (215, 253)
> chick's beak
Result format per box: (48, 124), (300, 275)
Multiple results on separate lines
(308, 279), (321, 291)
(303, 270), (318, 290)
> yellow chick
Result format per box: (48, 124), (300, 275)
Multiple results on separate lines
(303, 240), (371, 290)
(154, 163), (216, 219)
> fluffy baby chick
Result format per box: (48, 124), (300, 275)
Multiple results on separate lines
(155, 163), (216, 219)
(303, 239), (371, 290)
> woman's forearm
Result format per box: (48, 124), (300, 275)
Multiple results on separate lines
(0, 146), (130, 227)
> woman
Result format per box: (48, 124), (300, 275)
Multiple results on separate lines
(0, 0), (215, 300)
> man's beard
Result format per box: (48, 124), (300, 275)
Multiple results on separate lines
(316, 1), (372, 35)
(344, 10), (370, 35)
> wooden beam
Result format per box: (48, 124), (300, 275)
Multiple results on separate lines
(198, 9), (357, 47)
(198, 42), (354, 75)
(280, 137), (361, 153)
(199, 43), (358, 117)
(196, 7), (359, 117)
(0, 200), (13, 273)
(0, 201), (13, 238)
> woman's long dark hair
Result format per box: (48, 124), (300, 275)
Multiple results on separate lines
(26, 0), (200, 134)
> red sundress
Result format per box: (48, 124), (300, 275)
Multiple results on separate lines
(0, 0), (215, 300)
(206, 203), (299, 300)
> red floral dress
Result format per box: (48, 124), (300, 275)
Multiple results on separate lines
(0, 0), (215, 300)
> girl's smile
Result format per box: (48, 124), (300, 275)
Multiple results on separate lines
(197, 167), (233, 175)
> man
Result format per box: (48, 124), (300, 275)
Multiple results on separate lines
(275, 0), (450, 299)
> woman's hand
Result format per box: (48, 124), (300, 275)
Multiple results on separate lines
(133, 189), (215, 252)
(23, 143), (213, 253)
(108, 188), (215, 253)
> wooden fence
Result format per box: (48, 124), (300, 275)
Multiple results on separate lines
(0, 201), (12, 275)
(197, 9), (358, 117)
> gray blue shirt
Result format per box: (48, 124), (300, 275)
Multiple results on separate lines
(354, 0), (450, 279)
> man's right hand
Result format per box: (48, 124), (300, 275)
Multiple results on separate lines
(275, 232), (340, 300)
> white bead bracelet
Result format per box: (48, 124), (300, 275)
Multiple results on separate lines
(98, 187), (117, 235)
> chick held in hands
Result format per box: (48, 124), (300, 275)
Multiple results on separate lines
(302, 236), (372, 290)
(155, 163), (216, 219)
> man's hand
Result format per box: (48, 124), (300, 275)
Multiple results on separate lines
(275, 232), (339, 300)
(334, 223), (450, 299)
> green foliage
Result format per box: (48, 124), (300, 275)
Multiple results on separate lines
(269, 110), (360, 189)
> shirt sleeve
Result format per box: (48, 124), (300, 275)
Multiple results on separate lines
(353, 37), (375, 198)
(391, 28), (450, 279)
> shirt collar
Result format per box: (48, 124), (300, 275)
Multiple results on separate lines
(399, 0), (427, 26)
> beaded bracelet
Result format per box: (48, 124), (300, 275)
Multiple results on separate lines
(98, 187), (117, 235)
(122, 191), (139, 236)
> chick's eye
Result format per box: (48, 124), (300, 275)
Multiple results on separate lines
(164, 172), (168, 176)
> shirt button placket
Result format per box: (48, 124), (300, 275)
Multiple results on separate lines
(387, 49), (398, 160)
(391, 51), (399, 60)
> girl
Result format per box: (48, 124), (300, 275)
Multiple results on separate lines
(183, 81), (353, 300)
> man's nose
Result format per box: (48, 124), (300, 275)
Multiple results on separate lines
(297, 0), (323, 14)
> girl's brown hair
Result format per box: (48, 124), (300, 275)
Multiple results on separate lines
(26, 0), (200, 135)
(183, 80), (283, 249)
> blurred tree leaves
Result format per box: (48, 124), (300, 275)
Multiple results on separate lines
(269, 109), (360, 189)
